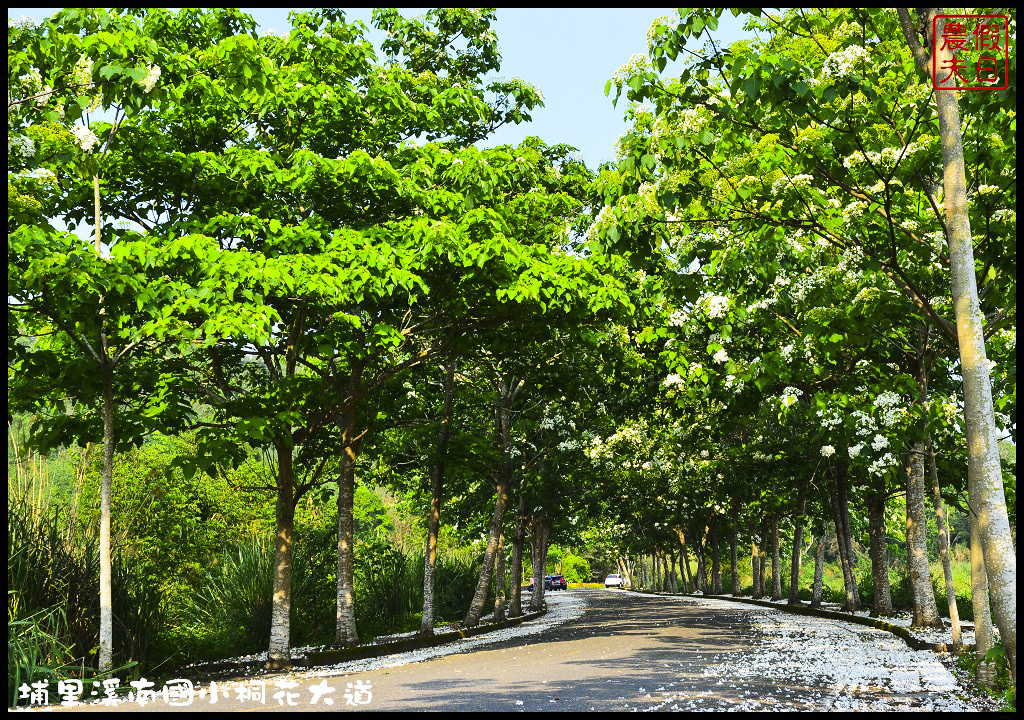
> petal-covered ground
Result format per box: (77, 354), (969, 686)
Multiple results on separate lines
(639, 593), (998, 712)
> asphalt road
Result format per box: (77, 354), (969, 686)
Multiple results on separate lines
(26, 589), (975, 712)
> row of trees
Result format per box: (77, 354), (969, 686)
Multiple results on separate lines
(8, 6), (1015, 689)
(597, 7), (1015, 684)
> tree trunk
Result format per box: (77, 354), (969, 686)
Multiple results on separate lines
(906, 440), (942, 627)
(335, 404), (361, 646)
(509, 495), (526, 618)
(770, 514), (782, 601)
(928, 435), (962, 649)
(751, 539), (761, 598)
(832, 464), (861, 611)
(668, 546), (678, 593)
(529, 514), (550, 611)
(493, 526), (506, 622)
(811, 523), (826, 608)
(98, 370), (115, 672)
(789, 478), (806, 605)
(971, 500), (997, 687)
(899, 7), (1016, 681)
(711, 525), (722, 594)
(267, 440), (295, 669)
(420, 362), (456, 636)
(730, 516), (740, 596)
(463, 478), (509, 627)
(867, 486), (894, 616)
(695, 533), (707, 594)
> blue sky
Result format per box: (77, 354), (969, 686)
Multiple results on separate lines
(12, 8), (750, 168)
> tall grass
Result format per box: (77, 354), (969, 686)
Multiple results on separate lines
(7, 440), (165, 706)
(177, 526), (482, 660)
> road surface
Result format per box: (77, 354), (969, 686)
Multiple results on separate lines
(26, 590), (982, 712)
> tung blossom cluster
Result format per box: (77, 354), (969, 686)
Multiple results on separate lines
(821, 44), (870, 79)
(707, 295), (729, 319)
(71, 124), (100, 152)
(140, 64), (161, 93)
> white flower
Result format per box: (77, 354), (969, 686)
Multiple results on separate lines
(72, 55), (93, 88)
(71, 124), (100, 152)
(140, 64), (161, 93)
(713, 348), (730, 364)
(822, 45), (870, 79)
(707, 295), (729, 319)
(19, 67), (43, 94)
(663, 373), (684, 387)
(871, 434), (889, 451)
(614, 53), (649, 82)
(821, 445), (836, 457)
(848, 443), (864, 459)
(668, 309), (687, 327)
(9, 134), (35, 158)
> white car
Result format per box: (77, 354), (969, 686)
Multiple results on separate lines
(605, 573), (624, 588)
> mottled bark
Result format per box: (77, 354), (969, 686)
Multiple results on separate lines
(789, 479), (806, 605)
(493, 527), (506, 622)
(711, 526), (722, 595)
(730, 520), (740, 596)
(970, 502), (996, 687)
(928, 435), (962, 648)
(668, 546), (678, 593)
(770, 514), (782, 601)
(508, 495), (526, 618)
(831, 465), (861, 611)
(906, 440), (942, 627)
(676, 529), (692, 593)
(867, 488), (894, 616)
(420, 363), (456, 636)
(267, 441), (295, 670)
(335, 404), (361, 647)
(98, 371), (114, 672)
(811, 524), (826, 608)
(529, 514), (550, 611)
(463, 478), (508, 627)
(751, 540), (761, 598)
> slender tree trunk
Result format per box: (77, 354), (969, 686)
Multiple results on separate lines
(730, 515), (740, 596)
(899, 8), (1016, 681)
(711, 526), (722, 594)
(94, 174), (115, 673)
(695, 533), (707, 593)
(509, 495), (526, 618)
(811, 523), (826, 608)
(267, 440), (296, 669)
(98, 370), (114, 672)
(618, 555), (632, 591)
(832, 464), (862, 611)
(928, 435), (962, 649)
(420, 363), (456, 636)
(464, 478), (509, 627)
(789, 478), (806, 605)
(770, 514), (782, 601)
(493, 527), (506, 622)
(529, 514), (550, 611)
(335, 403), (361, 646)
(830, 474), (856, 611)
(751, 539), (761, 598)
(867, 486), (894, 616)
(675, 528), (690, 593)
(906, 440), (942, 627)
(668, 546), (678, 593)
